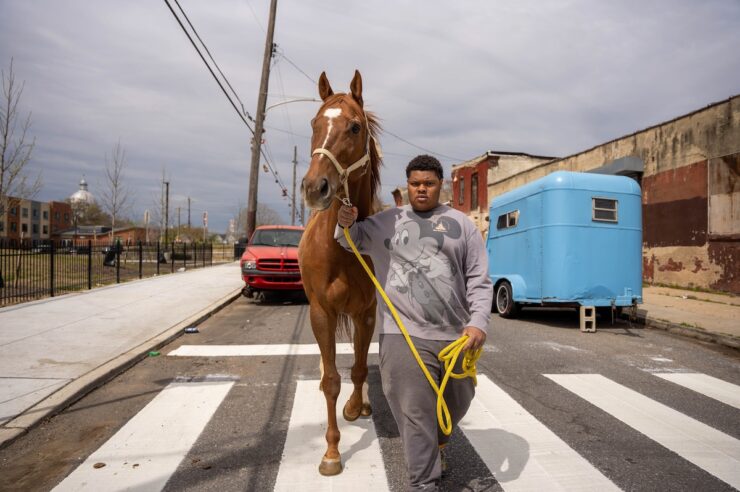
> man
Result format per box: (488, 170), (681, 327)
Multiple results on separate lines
(335, 154), (492, 491)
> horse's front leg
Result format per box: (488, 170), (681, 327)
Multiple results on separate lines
(310, 304), (343, 476)
(344, 304), (376, 421)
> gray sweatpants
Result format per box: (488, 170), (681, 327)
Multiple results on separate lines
(379, 334), (475, 491)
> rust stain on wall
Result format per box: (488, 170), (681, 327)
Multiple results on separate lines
(708, 241), (739, 293)
(643, 196), (707, 247)
(692, 258), (706, 273)
(643, 254), (655, 281)
(658, 257), (684, 272)
(642, 160), (707, 205)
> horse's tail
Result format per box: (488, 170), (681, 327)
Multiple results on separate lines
(336, 313), (353, 341)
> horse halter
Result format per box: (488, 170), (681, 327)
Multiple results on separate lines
(311, 111), (376, 207)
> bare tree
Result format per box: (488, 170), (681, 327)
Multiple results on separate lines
(100, 140), (133, 235)
(234, 202), (283, 240)
(0, 58), (40, 217)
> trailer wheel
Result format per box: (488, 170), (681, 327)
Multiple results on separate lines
(495, 281), (519, 318)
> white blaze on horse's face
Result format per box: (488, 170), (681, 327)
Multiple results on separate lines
(321, 107), (343, 149)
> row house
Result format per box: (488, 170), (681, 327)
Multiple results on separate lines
(451, 151), (556, 233)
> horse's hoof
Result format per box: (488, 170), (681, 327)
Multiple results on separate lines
(319, 457), (342, 476)
(361, 403), (372, 417)
(343, 404), (361, 422)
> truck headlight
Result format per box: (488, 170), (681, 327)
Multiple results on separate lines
(244, 260), (257, 270)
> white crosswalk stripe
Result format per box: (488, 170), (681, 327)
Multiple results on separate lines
(51, 366), (740, 491)
(460, 375), (620, 491)
(652, 372), (740, 409)
(168, 343), (379, 357)
(545, 374), (740, 490)
(53, 378), (234, 492)
(274, 380), (388, 492)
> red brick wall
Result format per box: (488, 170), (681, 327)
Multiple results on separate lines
(49, 202), (72, 235)
(452, 158), (493, 214)
(642, 160), (708, 248)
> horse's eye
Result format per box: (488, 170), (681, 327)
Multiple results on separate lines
(351, 123), (361, 134)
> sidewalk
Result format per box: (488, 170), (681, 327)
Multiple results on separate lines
(0, 262), (243, 448)
(627, 285), (740, 349)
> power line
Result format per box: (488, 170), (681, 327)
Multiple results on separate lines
(264, 125), (311, 139)
(384, 129), (464, 162)
(163, 0), (255, 130)
(243, 0), (265, 33)
(164, 0), (293, 210)
(172, 0), (251, 120)
(274, 48), (317, 85)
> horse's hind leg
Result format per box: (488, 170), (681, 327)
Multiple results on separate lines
(310, 304), (343, 476)
(344, 306), (375, 421)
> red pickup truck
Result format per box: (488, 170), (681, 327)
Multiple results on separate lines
(240, 225), (304, 298)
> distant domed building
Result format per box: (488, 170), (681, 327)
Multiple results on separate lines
(70, 176), (95, 205)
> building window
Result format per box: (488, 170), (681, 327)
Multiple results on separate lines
(496, 210), (520, 230)
(0, 221), (4, 232)
(458, 177), (465, 205)
(11, 222), (17, 232)
(32, 224), (39, 234)
(43, 210), (49, 220)
(55, 211), (60, 220)
(471, 173), (478, 211)
(21, 223), (28, 233)
(22, 207), (28, 218)
(64, 213), (70, 222)
(592, 197), (618, 222)
(10, 207), (17, 216)
(43, 225), (48, 234)
(33, 208), (38, 218)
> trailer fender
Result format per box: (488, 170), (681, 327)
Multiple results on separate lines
(495, 275), (527, 302)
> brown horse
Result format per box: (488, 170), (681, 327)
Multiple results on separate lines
(298, 70), (382, 476)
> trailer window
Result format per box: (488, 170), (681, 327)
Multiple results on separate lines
(592, 197), (618, 222)
(496, 210), (519, 230)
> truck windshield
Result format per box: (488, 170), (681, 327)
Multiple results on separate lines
(250, 229), (303, 247)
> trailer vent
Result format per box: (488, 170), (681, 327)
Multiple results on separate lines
(592, 197), (618, 222)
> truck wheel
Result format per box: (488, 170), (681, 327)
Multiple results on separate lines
(496, 281), (518, 318)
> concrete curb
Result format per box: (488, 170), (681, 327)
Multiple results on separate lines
(622, 311), (740, 350)
(0, 288), (243, 450)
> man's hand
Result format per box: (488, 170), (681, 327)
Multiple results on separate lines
(338, 205), (358, 228)
(461, 326), (486, 351)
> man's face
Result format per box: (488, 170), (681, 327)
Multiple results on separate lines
(407, 170), (442, 212)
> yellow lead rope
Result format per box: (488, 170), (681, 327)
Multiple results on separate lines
(343, 227), (481, 435)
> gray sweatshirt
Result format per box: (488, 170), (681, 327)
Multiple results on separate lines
(335, 204), (493, 341)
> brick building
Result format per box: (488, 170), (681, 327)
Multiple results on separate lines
(451, 152), (555, 232)
(452, 95), (740, 294)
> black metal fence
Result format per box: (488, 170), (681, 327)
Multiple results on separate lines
(0, 239), (238, 307)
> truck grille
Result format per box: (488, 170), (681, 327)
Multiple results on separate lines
(257, 258), (300, 271)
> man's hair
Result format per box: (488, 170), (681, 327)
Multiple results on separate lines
(406, 154), (443, 180)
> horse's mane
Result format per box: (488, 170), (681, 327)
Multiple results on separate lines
(366, 109), (383, 206)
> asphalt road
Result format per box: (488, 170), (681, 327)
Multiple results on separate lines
(1, 294), (738, 492)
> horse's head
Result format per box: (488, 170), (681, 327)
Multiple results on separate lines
(302, 70), (377, 210)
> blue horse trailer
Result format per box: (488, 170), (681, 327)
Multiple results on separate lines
(487, 171), (642, 322)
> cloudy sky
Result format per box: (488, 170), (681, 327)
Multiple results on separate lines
(1, 0), (738, 234)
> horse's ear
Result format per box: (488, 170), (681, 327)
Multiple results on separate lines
(350, 70), (363, 107)
(318, 72), (334, 101)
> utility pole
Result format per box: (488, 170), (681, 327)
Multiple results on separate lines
(245, 0), (278, 240)
(187, 197), (191, 229)
(300, 199), (305, 226)
(292, 145), (297, 226)
(164, 181), (170, 244)
(177, 206), (181, 240)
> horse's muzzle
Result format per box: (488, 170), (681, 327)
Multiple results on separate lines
(302, 177), (335, 211)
